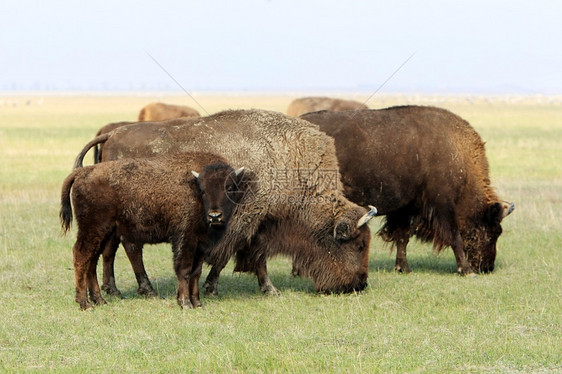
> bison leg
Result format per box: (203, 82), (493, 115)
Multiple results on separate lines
(101, 232), (123, 297)
(86, 250), (107, 306)
(255, 260), (280, 296)
(203, 265), (222, 296)
(173, 242), (198, 309)
(188, 249), (205, 308)
(73, 248), (92, 310)
(451, 232), (474, 276)
(439, 208), (474, 276)
(394, 236), (412, 273)
(291, 262), (303, 277)
(121, 240), (157, 297)
(385, 213), (412, 273)
(73, 233), (103, 310)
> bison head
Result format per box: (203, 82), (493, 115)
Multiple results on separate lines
(463, 201), (514, 273)
(192, 164), (245, 229)
(297, 205), (376, 293)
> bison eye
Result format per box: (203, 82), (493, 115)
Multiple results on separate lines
(226, 185), (234, 192)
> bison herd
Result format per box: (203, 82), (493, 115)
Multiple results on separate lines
(60, 97), (514, 310)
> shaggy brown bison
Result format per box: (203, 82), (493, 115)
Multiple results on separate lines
(73, 109), (376, 296)
(138, 102), (200, 121)
(286, 96), (368, 117)
(60, 151), (244, 309)
(301, 106), (514, 275)
(76, 120), (196, 297)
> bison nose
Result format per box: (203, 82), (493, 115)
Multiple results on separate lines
(354, 281), (368, 292)
(208, 211), (223, 224)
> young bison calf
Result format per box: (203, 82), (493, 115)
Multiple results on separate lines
(59, 151), (244, 310)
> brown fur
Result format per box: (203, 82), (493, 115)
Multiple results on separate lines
(286, 96), (368, 117)
(235, 210), (371, 293)
(72, 109), (374, 295)
(60, 151), (240, 309)
(72, 120), (206, 297)
(301, 106), (514, 274)
(93, 121), (135, 164)
(138, 102), (200, 121)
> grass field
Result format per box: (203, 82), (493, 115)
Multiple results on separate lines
(0, 93), (560, 373)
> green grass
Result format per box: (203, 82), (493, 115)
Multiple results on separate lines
(0, 94), (560, 373)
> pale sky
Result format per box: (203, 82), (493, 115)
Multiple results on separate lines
(1, 0), (560, 93)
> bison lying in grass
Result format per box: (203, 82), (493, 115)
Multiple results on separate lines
(73, 109), (376, 296)
(301, 106), (514, 275)
(60, 151), (244, 310)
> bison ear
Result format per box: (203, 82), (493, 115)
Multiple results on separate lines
(334, 221), (352, 241)
(485, 202), (504, 225)
(191, 171), (200, 179)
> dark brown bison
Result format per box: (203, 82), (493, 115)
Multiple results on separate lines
(300, 106), (514, 275)
(60, 151), (244, 309)
(73, 109), (376, 296)
(138, 102), (200, 121)
(92, 121), (135, 164)
(233, 204), (377, 294)
(286, 96), (368, 117)
(76, 120), (194, 297)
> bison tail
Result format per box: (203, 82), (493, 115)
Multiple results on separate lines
(93, 145), (100, 165)
(60, 172), (76, 235)
(73, 133), (111, 169)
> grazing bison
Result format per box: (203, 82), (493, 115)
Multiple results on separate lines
(138, 102), (200, 121)
(60, 151), (244, 309)
(301, 106), (514, 275)
(286, 96), (368, 117)
(73, 109), (376, 296)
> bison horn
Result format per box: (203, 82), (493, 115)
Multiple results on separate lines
(357, 205), (377, 228)
(235, 167), (245, 176)
(191, 171), (200, 179)
(501, 201), (515, 218)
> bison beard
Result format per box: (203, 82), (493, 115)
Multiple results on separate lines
(234, 215), (371, 294)
(73, 109), (375, 295)
(301, 106), (514, 275)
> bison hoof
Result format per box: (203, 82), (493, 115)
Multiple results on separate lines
(203, 283), (219, 297)
(394, 265), (412, 273)
(291, 265), (302, 277)
(92, 297), (107, 306)
(137, 287), (158, 298)
(262, 286), (281, 296)
(458, 267), (477, 277)
(178, 299), (194, 309)
(78, 301), (94, 310)
(101, 284), (123, 298)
